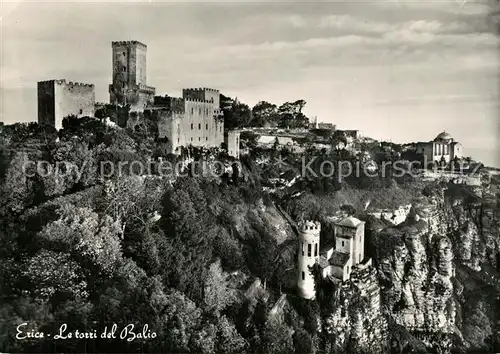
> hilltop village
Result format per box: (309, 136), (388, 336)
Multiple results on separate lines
(3, 39), (495, 354)
(34, 40), (484, 300)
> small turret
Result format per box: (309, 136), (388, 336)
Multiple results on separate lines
(297, 220), (321, 299)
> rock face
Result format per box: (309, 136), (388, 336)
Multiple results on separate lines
(323, 265), (389, 353)
(369, 182), (500, 353)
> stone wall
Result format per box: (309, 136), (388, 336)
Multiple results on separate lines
(109, 41), (155, 111)
(225, 130), (241, 158)
(38, 79), (95, 130)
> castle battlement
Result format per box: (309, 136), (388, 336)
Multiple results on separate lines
(112, 40), (147, 48)
(38, 79), (94, 88)
(184, 97), (216, 104)
(299, 220), (321, 231)
(67, 81), (94, 88)
(183, 87), (219, 93)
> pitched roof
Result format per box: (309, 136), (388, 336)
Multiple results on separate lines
(329, 251), (350, 267)
(319, 256), (330, 269)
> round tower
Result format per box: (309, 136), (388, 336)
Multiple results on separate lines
(297, 220), (321, 299)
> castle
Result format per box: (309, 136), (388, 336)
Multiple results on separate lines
(37, 40), (240, 158)
(297, 217), (367, 299)
(147, 88), (225, 154)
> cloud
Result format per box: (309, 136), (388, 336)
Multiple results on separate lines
(368, 93), (498, 107)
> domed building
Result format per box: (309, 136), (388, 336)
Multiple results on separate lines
(416, 131), (463, 165)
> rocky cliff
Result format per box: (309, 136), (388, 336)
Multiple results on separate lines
(369, 182), (500, 353)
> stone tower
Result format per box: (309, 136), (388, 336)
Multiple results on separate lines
(297, 220), (321, 299)
(109, 41), (155, 111)
(38, 79), (95, 130)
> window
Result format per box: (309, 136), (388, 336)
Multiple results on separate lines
(191, 108), (194, 115)
(302, 243), (305, 256)
(199, 108), (202, 115)
(190, 137), (193, 142)
(206, 137), (208, 141)
(314, 244), (318, 257)
(220, 127), (222, 132)
(198, 123), (201, 130)
(79, 109), (83, 114)
(301, 271), (305, 280)
(342, 241), (345, 247)
(123, 52), (126, 56)
(198, 137), (201, 141)
(191, 123), (193, 130)
(206, 124), (208, 130)
(177, 138), (180, 143)
(307, 244), (311, 257)
(122, 66), (126, 72)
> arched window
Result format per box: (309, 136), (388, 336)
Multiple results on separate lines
(302, 271), (305, 280)
(314, 244), (318, 257)
(307, 244), (312, 257)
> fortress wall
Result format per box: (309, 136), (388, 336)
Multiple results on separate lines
(38, 80), (95, 130)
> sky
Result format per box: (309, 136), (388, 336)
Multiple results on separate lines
(1, 0), (499, 166)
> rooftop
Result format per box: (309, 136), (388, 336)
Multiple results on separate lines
(329, 251), (351, 267)
(336, 216), (362, 228)
(434, 131), (453, 142)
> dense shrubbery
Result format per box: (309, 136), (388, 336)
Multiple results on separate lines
(0, 120), (316, 353)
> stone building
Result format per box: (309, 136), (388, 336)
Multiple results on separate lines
(225, 130), (241, 158)
(309, 116), (336, 130)
(297, 217), (367, 299)
(325, 217), (366, 281)
(109, 41), (156, 112)
(416, 131), (463, 165)
(37, 79), (95, 130)
(150, 88), (224, 154)
(297, 220), (321, 299)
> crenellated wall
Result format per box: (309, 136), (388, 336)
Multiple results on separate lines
(154, 89), (224, 154)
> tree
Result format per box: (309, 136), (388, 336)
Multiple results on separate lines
(262, 317), (294, 354)
(293, 328), (314, 354)
(203, 259), (237, 315)
(222, 96), (252, 129)
(278, 100), (309, 129)
(216, 315), (247, 353)
(37, 204), (122, 274)
(0, 152), (35, 215)
(329, 130), (348, 150)
(21, 250), (88, 300)
(251, 101), (278, 127)
(160, 289), (203, 352)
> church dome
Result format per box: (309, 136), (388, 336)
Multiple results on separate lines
(338, 216), (362, 228)
(434, 131), (452, 141)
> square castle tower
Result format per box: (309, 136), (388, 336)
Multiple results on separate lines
(109, 41), (156, 111)
(37, 79), (95, 130)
